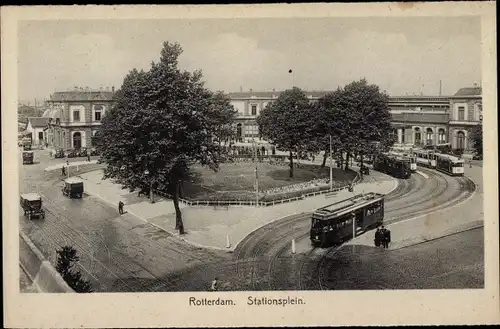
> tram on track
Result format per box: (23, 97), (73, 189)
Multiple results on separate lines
(413, 149), (437, 168)
(310, 192), (385, 247)
(435, 153), (465, 176)
(373, 153), (411, 179)
(388, 150), (417, 172)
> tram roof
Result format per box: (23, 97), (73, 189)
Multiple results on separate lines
(435, 153), (465, 162)
(314, 192), (384, 219)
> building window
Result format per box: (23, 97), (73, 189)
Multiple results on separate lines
(438, 129), (446, 143)
(95, 111), (101, 121)
(251, 105), (257, 116)
(38, 131), (44, 141)
(426, 128), (433, 146)
(457, 131), (465, 150)
(414, 128), (421, 145)
(244, 125), (259, 137)
(55, 118), (60, 125)
(73, 110), (80, 122)
(458, 106), (465, 121)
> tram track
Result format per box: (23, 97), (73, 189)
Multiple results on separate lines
(263, 168), (476, 291)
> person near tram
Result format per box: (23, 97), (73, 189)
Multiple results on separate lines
(374, 228), (382, 247)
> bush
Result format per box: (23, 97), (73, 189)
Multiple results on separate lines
(55, 246), (93, 293)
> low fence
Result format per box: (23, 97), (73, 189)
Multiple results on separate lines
(153, 172), (362, 208)
(19, 232), (74, 293)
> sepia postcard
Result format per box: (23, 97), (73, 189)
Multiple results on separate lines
(2, 2), (499, 328)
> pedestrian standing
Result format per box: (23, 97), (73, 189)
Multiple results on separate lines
(61, 165), (66, 176)
(118, 201), (124, 215)
(87, 154), (91, 162)
(385, 228), (391, 248)
(380, 226), (387, 248)
(374, 228), (381, 247)
(210, 277), (218, 291)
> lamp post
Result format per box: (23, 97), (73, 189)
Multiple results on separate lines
(254, 166), (259, 208)
(144, 169), (155, 204)
(325, 134), (332, 191)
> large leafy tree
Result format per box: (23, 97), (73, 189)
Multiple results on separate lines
(470, 124), (483, 157)
(257, 87), (315, 177)
(208, 91), (238, 146)
(97, 42), (231, 234)
(331, 79), (393, 170)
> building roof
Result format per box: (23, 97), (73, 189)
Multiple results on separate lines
(228, 90), (331, 99)
(27, 117), (50, 128)
(49, 90), (114, 102)
(454, 87), (482, 96)
(391, 112), (449, 124)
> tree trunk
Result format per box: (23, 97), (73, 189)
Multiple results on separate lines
(321, 150), (328, 168)
(173, 181), (185, 234)
(345, 152), (350, 170)
(289, 151), (294, 178)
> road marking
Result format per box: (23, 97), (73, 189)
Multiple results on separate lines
(416, 171), (429, 179)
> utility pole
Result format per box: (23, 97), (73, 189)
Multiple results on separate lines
(255, 166), (259, 207)
(329, 134), (333, 190)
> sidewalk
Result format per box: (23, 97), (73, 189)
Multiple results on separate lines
(347, 163), (484, 250)
(78, 167), (398, 252)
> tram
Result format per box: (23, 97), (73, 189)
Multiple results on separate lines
(435, 153), (465, 176)
(388, 150), (417, 172)
(310, 192), (385, 247)
(373, 153), (411, 179)
(413, 149), (437, 168)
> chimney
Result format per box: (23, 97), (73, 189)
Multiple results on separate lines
(112, 86), (115, 93)
(250, 88), (253, 92)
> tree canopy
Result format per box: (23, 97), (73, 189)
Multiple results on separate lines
(257, 87), (316, 177)
(96, 42), (236, 234)
(470, 124), (483, 157)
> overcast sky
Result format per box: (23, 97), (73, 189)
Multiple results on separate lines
(18, 17), (481, 105)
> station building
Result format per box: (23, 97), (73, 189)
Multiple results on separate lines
(42, 87), (115, 150)
(39, 85), (481, 153)
(228, 86), (482, 152)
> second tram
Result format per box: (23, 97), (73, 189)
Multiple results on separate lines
(373, 153), (412, 179)
(413, 149), (437, 168)
(435, 153), (465, 176)
(310, 193), (385, 247)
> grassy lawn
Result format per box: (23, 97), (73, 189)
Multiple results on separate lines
(181, 162), (356, 201)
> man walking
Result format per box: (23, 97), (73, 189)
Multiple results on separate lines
(61, 165), (66, 177)
(384, 227), (391, 248)
(118, 201), (124, 215)
(210, 277), (218, 291)
(87, 154), (91, 162)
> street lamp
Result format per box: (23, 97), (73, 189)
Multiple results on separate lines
(329, 134), (333, 191)
(254, 166), (259, 208)
(144, 169), (155, 204)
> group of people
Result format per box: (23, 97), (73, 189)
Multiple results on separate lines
(374, 226), (391, 248)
